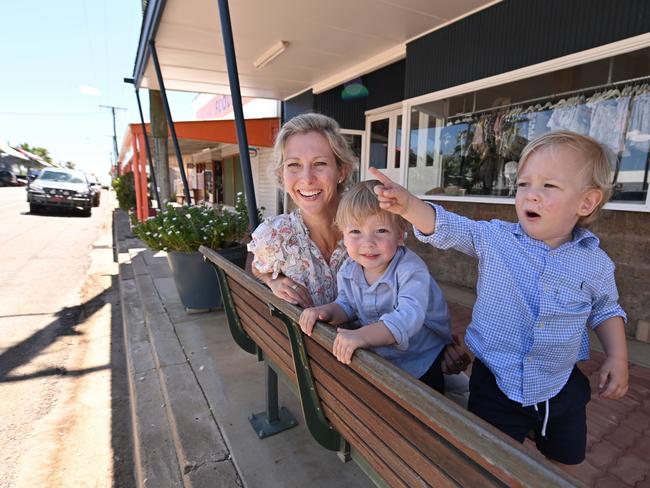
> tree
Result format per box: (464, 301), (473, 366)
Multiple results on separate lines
(64, 161), (76, 169)
(18, 143), (53, 163)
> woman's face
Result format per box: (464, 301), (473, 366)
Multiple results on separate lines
(282, 131), (345, 218)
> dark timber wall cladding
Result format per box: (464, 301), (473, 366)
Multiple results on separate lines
(364, 59), (405, 111)
(314, 87), (367, 130)
(405, 0), (650, 98)
(282, 90), (314, 124)
(282, 60), (405, 129)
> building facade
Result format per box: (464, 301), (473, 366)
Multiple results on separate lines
(282, 0), (650, 340)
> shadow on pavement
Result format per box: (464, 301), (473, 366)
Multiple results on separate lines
(0, 275), (135, 487)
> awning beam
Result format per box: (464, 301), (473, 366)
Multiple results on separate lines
(149, 40), (193, 206)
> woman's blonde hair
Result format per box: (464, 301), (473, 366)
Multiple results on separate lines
(272, 113), (358, 190)
(335, 180), (407, 233)
(517, 130), (614, 226)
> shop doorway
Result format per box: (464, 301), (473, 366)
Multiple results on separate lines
(364, 109), (402, 182)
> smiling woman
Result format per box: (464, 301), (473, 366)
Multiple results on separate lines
(247, 113), (357, 307)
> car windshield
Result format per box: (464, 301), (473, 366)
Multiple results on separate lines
(40, 170), (86, 184)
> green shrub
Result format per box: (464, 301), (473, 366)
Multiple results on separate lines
(132, 193), (260, 252)
(112, 173), (137, 211)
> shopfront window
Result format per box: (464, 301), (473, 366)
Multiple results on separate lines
(406, 47), (650, 204)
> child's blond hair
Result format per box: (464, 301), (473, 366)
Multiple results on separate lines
(517, 131), (614, 225)
(336, 180), (407, 233)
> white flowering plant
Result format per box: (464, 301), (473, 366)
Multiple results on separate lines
(133, 193), (259, 253)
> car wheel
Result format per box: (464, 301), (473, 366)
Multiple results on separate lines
(29, 203), (40, 214)
(82, 206), (92, 217)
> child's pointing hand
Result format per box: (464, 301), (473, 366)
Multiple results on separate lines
(368, 167), (412, 216)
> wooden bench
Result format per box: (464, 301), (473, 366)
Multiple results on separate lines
(201, 246), (582, 488)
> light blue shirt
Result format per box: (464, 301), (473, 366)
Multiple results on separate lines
(415, 204), (626, 406)
(335, 246), (452, 378)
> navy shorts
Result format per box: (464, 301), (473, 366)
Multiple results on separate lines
(468, 359), (591, 465)
(418, 350), (445, 394)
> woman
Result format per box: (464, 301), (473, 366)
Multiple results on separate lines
(248, 113), (355, 309)
(248, 113), (470, 376)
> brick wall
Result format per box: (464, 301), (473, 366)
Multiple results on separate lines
(408, 201), (650, 339)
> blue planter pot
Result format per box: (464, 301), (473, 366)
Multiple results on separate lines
(167, 245), (246, 310)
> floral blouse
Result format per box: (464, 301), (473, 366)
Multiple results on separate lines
(247, 210), (348, 306)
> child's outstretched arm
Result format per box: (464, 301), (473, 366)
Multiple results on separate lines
(299, 302), (348, 336)
(333, 322), (395, 364)
(369, 167), (438, 235)
(594, 316), (629, 399)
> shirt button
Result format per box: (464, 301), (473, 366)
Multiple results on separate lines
(527, 356), (533, 363)
(538, 322), (544, 328)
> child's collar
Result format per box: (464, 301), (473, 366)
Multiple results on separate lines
(512, 223), (600, 250)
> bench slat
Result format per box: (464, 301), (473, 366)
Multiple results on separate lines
(307, 340), (502, 487)
(313, 361), (454, 488)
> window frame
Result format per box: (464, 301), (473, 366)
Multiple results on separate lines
(365, 33), (650, 212)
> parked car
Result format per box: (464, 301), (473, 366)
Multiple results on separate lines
(0, 169), (17, 186)
(27, 168), (93, 216)
(87, 174), (101, 207)
(27, 169), (41, 181)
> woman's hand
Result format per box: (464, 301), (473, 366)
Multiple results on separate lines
(441, 334), (472, 374)
(268, 276), (313, 308)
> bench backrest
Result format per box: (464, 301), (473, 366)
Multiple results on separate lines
(201, 246), (581, 488)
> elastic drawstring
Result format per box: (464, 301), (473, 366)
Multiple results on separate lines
(533, 400), (550, 438)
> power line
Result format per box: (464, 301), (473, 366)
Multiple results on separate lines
(99, 104), (126, 166)
(0, 111), (104, 116)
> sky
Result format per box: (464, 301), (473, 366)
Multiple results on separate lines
(0, 1), (198, 183)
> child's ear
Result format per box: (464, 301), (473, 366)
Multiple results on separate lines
(578, 188), (603, 217)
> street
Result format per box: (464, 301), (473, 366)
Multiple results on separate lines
(0, 186), (133, 487)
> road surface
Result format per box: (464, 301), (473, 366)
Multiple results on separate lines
(0, 186), (133, 487)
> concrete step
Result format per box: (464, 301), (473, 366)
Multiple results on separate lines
(115, 209), (241, 487)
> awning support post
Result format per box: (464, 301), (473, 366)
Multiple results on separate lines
(134, 87), (162, 211)
(217, 0), (291, 439)
(216, 0), (259, 230)
(148, 40), (192, 206)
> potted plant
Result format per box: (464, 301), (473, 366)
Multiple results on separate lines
(132, 193), (256, 310)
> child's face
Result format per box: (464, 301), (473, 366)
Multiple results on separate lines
(515, 145), (603, 249)
(342, 213), (404, 282)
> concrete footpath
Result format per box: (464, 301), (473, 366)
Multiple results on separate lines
(115, 209), (371, 488)
(115, 209), (650, 487)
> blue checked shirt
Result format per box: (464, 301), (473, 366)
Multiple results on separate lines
(334, 246), (452, 378)
(414, 204), (626, 406)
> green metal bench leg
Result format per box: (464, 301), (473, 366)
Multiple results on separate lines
(210, 263), (297, 437)
(249, 364), (298, 438)
(270, 305), (343, 452)
(211, 264), (257, 355)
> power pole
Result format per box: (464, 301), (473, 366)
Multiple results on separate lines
(99, 104), (126, 166)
